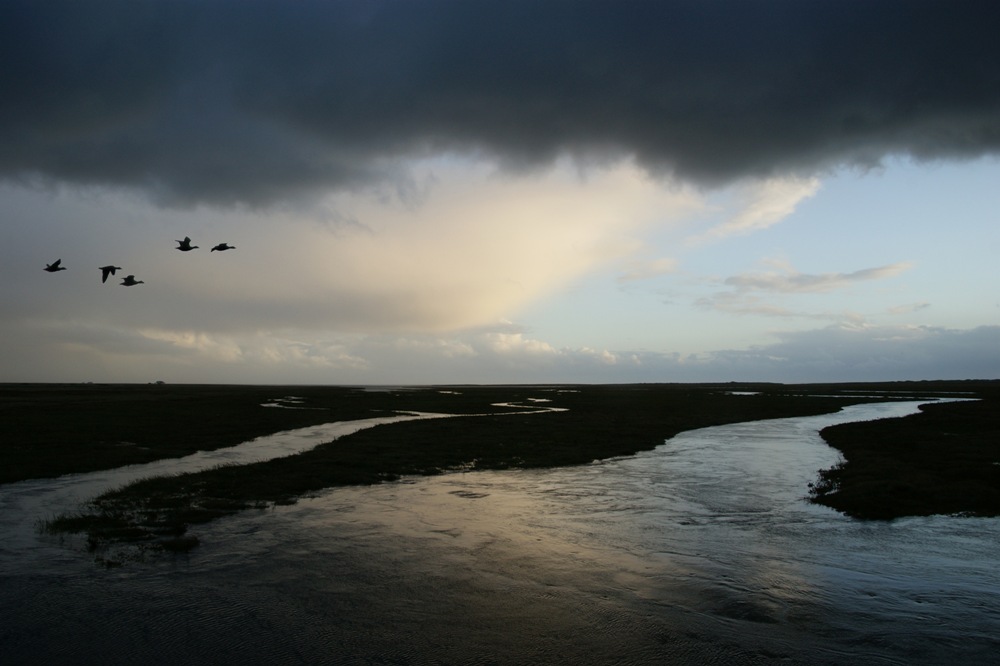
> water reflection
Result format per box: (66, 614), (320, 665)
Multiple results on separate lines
(2, 400), (999, 664)
(0, 412), (452, 563)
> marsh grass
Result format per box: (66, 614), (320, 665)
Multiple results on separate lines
(0, 383), (532, 483)
(811, 394), (1000, 519)
(10, 380), (998, 554)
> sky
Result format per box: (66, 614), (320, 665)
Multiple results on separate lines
(2, 0), (999, 385)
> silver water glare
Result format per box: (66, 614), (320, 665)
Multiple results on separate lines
(2, 400), (998, 664)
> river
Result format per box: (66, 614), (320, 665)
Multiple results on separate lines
(1, 400), (998, 664)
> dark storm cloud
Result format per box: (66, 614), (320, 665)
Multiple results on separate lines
(3, 0), (999, 206)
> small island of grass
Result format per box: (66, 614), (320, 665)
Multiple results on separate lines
(810, 394), (1000, 519)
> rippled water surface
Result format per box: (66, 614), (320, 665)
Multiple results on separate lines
(2, 401), (999, 665)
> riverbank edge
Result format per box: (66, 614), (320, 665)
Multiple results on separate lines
(810, 395), (1000, 520)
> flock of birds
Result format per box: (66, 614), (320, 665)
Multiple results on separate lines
(44, 237), (236, 286)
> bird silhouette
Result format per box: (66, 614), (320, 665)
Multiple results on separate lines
(44, 259), (66, 272)
(120, 275), (145, 286)
(211, 243), (236, 252)
(99, 265), (123, 283)
(175, 236), (199, 251)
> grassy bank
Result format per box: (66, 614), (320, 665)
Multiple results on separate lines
(810, 389), (1000, 519)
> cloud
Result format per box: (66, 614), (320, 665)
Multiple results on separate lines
(1, 160), (695, 344)
(0, 314), (625, 384)
(3, 1), (1000, 207)
(695, 293), (815, 320)
(689, 261), (915, 323)
(723, 262), (913, 294)
(688, 177), (821, 244)
(6, 312), (996, 385)
(698, 324), (1000, 383)
(888, 302), (932, 316)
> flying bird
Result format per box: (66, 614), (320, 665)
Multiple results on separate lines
(175, 236), (199, 251)
(120, 275), (145, 286)
(44, 259), (66, 272)
(99, 265), (123, 283)
(211, 243), (236, 252)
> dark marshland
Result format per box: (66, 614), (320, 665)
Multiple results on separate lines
(2, 381), (1000, 664)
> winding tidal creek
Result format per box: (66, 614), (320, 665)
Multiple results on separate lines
(2, 401), (998, 664)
